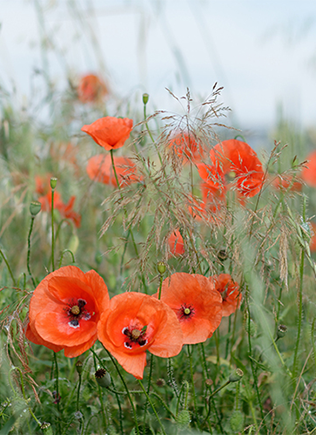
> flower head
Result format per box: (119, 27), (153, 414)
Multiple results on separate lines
(86, 154), (140, 187)
(210, 274), (242, 317)
(169, 132), (204, 163)
(168, 230), (185, 256)
(302, 150), (316, 187)
(26, 266), (110, 358)
(157, 273), (222, 344)
(81, 117), (133, 151)
(78, 74), (108, 103)
(197, 139), (264, 199)
(38, 191), (81, 228)
(97, 292), (183, 379)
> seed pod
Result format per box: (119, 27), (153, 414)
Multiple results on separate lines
(157, 261), (166, 275)
(95, 368), (111, 388)
(142, 93), (149, 105)
(229, 368), (243, 383)
(75, 360), (83, 375)
(277, 324), (287, 339)
(40, 422), (53, 434)
(156, 378), (166, 387)
(29, 201), (41, 216)
(50, 178), (57, 189)
(218, 249), (228, 261)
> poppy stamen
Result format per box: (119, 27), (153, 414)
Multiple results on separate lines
(179, 304), (195, 320)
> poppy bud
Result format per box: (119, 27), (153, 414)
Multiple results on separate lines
(229, 368), (243, 383)
(95, 368), (111, 388)
(75, 360), (83, 375)
(40, 422), (53, 434)
(50, 178), (57, 190)
(142, 93), (149, 105)
(176, 410), (191, 427)
(217, 249), (228, 261)
(230, 410), (243, 432)
(277, 324), (287, 339)
(29, 201), (41, 216)
(157, 261), (166, 275)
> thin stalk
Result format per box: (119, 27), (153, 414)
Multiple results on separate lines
(293, 250), (305, 385)
(53, 352), (61, 434)
(0, 247), (16, 286)
(312, 319), (316, 376)
(58, 249), (76, 268)
(202, 379), (231, 426)
(143, 354), (154, 431)
(246, 295), (265, 430)
(110, 149), (148, 293)
(51, 189), (55, 272)
(103, 346), (140, 435)
(158, 274), (163, 300)
(188, 345), (199, 428)
(27, 216), (36, 287)
(138, 379), (167, 435)
(76, 372), (82, 412)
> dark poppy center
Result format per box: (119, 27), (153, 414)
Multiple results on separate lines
(122, 326), (148, 349)
(178, 304), (195, 321)
(66, 298), (91, 329)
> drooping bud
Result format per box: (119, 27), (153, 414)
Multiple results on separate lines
(157, 261), (166, 275)
(95, 368), (111, 388)
(29, 201), (41, 217)
(229, 368), (243, 383)
(277, 324), (287, 339)
(142, 93), (149, 105)
(75, 360), (83, 375)
(50, 178), (57, 190)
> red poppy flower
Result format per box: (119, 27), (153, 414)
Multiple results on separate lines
(157, 273), (222, 344)
(97, 292), (183, 379)
(169, 132), (204, 163)
(210, 274), (242, 317)
(270, 175), (302, 192)
(197, 139), (264, 199)
(77, 74), (108, 103)
(310, 222), (316, 253)
(86, 154), (140, 187)
(35, 174), (52, 195)
(81, 117), (133, 151)
(168, 230), (185, 256)
(302, 150), (316, 187)
(26, 266), (110, 358)
(38, 191), (81, 228)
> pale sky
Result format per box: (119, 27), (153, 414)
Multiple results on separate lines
(1, 0), (316, 129)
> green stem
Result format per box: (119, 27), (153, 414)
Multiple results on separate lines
(58, 249), (76, 268)
(53, 352), (61, 434)
(51, 189), (55, 272)
(158, 274), (163, 300)
(202, 380), (231, 426)
(103, 346), (140, 435)
(138, 379), (167, 435)
(293, 249), (305, 385)
(0, 247), (16, 286)
(27, 216), (36, 287)
(188, 345), (199, 428)
(76, 373), (82, 412)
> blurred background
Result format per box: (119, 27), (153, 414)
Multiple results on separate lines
(1, 0), (316, 140)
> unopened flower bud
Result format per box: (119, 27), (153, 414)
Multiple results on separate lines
(75, 360), (83, 375)
(95, 368), (111, 388)
(230, 410), (243, 432)
(277, 324), (287, 339)
(176, 410), (191, 427)
(142, 93), (149, 105)
(40, 422), (53, 434)
(205, 378), (213, 387)
(29, 201), (41, 216)
(157, 261), (166, 275)
(50, 178), (57, 189)
(229, 368), (243, 383)
(218, 249), (228, 261)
